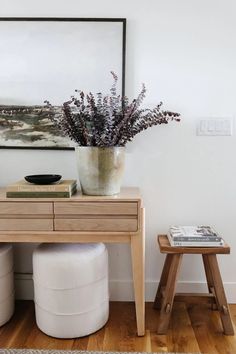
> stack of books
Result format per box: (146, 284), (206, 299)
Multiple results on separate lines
(168, 225), (224, 247)
(6, 179), (77, 198)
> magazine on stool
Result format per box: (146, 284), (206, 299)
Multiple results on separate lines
(168, 225), (224, 247)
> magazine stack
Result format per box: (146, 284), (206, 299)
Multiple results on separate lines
(168, 226), (224, 247)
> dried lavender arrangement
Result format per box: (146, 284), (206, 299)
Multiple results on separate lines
(45, 72), (180, 147)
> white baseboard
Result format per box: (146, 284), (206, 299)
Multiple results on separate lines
(15, 273), (34, 300)
(14, 273), (236, 303)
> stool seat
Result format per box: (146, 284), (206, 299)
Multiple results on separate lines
(158, 234), (230, 254)
(154, 235), (234, 336)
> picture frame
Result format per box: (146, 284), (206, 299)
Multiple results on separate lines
(0, 17), (126, 150)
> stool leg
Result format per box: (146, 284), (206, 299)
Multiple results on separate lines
(154, 254), (173, 309)
(157, 253), (183, 335)
(207, 254), (234, 335)
(202, 254), (218, 310)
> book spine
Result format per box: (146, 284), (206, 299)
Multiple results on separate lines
(170, 241), (224, 247)
(170, 236), (222, 242)
(7, 183), (76, 193)
(167, 233), (224, 247)
(6, 191), (75, 198)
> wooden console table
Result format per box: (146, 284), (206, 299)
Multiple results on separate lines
(0, 187), (145, 336)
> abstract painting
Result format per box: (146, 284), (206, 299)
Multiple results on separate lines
(0, 18), (126, 149)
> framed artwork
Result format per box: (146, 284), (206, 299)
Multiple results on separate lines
(0, 17), (126, 149)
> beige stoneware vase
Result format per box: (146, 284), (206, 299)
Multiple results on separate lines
(75, 146), (125, 196)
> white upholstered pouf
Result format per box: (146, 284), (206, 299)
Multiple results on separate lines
(0, 244), (14, 326)
(33, 243), (109, 338)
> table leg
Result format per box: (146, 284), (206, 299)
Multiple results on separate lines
(131, 207), (145, 336)
(154, 254), (173, 309)
(207, 254), (234, 335)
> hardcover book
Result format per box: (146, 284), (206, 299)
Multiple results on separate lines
(7, 179), (77, 192)
(6, 189), (77, 198)
(6, 179), (77, 198)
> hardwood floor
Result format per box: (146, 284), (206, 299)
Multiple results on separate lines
(0, 301), (236, 353)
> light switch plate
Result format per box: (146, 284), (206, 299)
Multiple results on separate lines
(197, 118), (233, 136)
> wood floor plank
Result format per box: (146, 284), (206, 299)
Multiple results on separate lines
(147, 303), (170, 352)
(229, 304), (236, 325)
(188, 303), (236, 354)
(24, 325), (74, 350)
(102, 302), (124, 351)
(171, 302), (201, 353)
(188, 303), (221, 354)
(0, 300), (236, 353)
(86, 325), (106, 351)
(118, 302), (150, 353)
(0, 301), (32, 348)
(7, 301), (36, 348)
(71, 335), (89, 350)
(210, 310), (236, 353)
(117, 302), (137, 352)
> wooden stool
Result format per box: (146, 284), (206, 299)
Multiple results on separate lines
(154, 235), (234, 335)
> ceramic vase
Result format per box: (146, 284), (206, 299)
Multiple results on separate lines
(75, 146), (125, 196)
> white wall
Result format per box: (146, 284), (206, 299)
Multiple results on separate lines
(1, 0), (236, 302)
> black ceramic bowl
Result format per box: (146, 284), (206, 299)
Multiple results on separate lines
(24, 174), (62, 185)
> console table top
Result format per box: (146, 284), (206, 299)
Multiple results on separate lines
(0, 187), (141, 202)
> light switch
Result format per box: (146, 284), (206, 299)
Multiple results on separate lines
(197, 118), (233, 136)
(200, 120), (207, 132)
(215, 120), (222, 132)
(208, 120), (215, 132)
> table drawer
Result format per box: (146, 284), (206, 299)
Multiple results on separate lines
(54, 218), (138, 232)
(0, 202), (53, 215)
(54, 202), (138, 216)
(0, 219), (53, 231)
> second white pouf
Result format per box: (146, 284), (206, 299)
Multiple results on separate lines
(33, 243), (109, 338)
(0, 244), (14, 326)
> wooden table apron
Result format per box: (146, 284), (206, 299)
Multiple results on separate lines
(0, 187), (145, 336)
